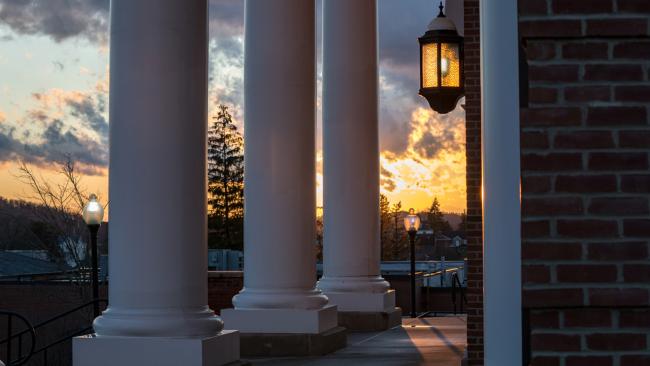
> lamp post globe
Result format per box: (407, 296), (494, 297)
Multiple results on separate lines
(83, 194), (104, 226)
(83, 194), (104, 318)
(404, 208), (421, 318)
(404, 208), (422, 233)
(418, 2), (464, 114)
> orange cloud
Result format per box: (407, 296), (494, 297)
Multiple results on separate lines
(380, 106), (466, 213)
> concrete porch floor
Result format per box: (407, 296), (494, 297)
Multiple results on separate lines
(245, 316), (467, 366)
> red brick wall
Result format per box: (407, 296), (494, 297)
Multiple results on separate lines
(519, 1), (650, 365)
(207, 271), (243, 314)
(464, 0), (484, 365)
(465, 1), (650, 364)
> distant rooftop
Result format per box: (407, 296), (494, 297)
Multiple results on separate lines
(0, 251), (70, 279)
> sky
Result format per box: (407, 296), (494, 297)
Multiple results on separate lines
(0, 0), (466, 214)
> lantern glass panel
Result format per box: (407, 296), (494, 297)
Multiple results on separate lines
(441, 43), (460, 87)
(421, 42), (439, 88)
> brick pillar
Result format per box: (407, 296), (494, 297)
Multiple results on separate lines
(464, 0), (484, 364)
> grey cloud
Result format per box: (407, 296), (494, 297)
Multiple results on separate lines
(378, 0), (433, 69)
(0, 126), (21, 161)
(381, 166), (393, 178)
(381, 177), (396, 192)
(413, 129), (455, 159)
(67, 95), (108, 142)
(0, 0), (109, 43)
(377, 0), (437, 156)
(0, 119), (106, 173)
(26, 119), (107, 168)
(209, 0), (244, 38)
(0, 90), (109, 174)
(0, 0), (245, 44)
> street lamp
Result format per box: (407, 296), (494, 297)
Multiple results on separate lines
(418, 2), (464, 114)
(404, 208), (421, 318)
(82, 193), (104, 318)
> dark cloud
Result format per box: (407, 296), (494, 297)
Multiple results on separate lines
(413, 128), (457, 159)
(380, 166), (396, 192)
(381, 176), (396, 192)
(67, 95), (108, 142)
(34, 119), (106, 166)
(209, 0), (244, 38)
(1, 0), (455, 170)
(0, 118), (107, 173)
(0, 90), (108, 174)
(0, 0), (245, 43)
(378, 0), (432, 68)
(377, 0), (437, 155)
(0, 126), (21, 161)
(0, 0), (109, 43)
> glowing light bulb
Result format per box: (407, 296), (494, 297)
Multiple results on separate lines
(441, 57), (449, 76)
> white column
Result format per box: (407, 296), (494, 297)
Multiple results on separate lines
(74, 1), (238, 364)
(317, 0), (395, 314)
(480, 0), (522, 365)
(221, 0), (337, 334)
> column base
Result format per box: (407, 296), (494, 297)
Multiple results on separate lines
(337, 307), (402, 332)
(221, 304), (338, 334)
(240, 326), (347, 357)
(73, 330), (239, 366)
(324, 289), (396, 312)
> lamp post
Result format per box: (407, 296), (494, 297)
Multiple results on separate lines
(418, 2), (464, 114)
(82, 194), (104, 318)
(404, 208), (421, 318)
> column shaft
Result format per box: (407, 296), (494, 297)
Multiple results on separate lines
(230, 0), (328, 312)
(318, 0), (393, 313)
(480, 0), (522, 364)
(94, 0), (221, 337)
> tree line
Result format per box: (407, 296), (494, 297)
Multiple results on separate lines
(0, 104), (463, 265)
(379, 195), (461, 260)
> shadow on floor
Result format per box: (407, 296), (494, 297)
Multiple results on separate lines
(247, 316), (467, 366)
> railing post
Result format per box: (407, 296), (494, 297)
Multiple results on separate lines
(7, 314), (12, 365)
(452, 274), (457, 315)
(17, 333), (21, 361)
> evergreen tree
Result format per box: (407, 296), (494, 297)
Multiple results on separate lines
(390, 201), (406, 260)
(208, 105), (244, 250)
(427, 197), (452, 234)
(379, 194), (391, 261)
(458, 210), (467, 235)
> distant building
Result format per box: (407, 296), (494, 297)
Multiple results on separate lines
(4, 249), (50, 261)
(208, 249), (243, 271)
(451, 236), (466, 248)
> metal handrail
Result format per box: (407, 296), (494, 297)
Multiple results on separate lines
(0, 299), (106, 366)
(421, 266), (462, 278)
(0, 311), (36, 366)
(0, 299), (106, 345)
(451, 272), (467, 315)
(417, 266), (466, 316)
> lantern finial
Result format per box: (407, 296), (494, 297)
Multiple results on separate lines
(438, 2), (445, 17)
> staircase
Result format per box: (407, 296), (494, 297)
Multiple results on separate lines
(0, 299), (106, 366)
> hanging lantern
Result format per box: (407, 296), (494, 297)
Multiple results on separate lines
(418, 2), (464, 114)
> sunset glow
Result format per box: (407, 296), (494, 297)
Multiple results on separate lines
(0, 0), (465, 215)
